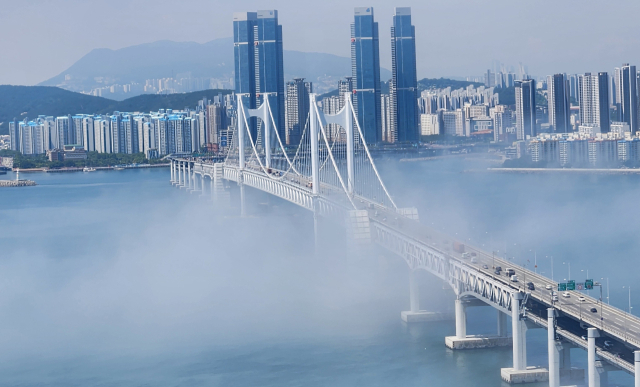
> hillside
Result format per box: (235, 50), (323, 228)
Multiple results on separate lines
(0, 86), (232, 135)
(38, 38), (391, 95)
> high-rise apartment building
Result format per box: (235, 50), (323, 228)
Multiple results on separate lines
(547, 74), (570, 133)
(351, 7), (382, 144)
(620, 64), (638, 134)
(285, 78), (312, 145)
(390, 7), (418, 143)
(515, 79), (536, 140)
(233, 12), (257, 138)
(381, 93), (392, 142)
(578, 72), (610, 133)
(233, 10), (285, 141)
(255, 10), (285, 140)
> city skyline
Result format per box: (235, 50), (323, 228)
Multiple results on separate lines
(3, 0), (640, 86)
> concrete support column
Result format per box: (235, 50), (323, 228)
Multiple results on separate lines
(170, 161), (174, 183)
(312, 199), (320, 256)
(588, 328), (599, 387)
(548, 308), (560, 387)
(409, 270), (420, 313)
(561, 346), (571, 369)
(239, 173), (246, 217)
(210, 178), (215, 201)
(455, 299), (467, 339)
(635, 351), (640, 387)
(187, 162), (192, 190)
(178, 162), (183, 186)
(511, 292), (527, 371)
(497, 310), (508, 337)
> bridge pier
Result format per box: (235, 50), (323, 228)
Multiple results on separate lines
(239, 178), (246, 217)
(587, 328), (610, 387)
(170, 160), (175, 184)
(635, 351), (640, 387)
(501, 292), (549, 384)
(548, 308), (560, 387)
(181, 162), (187, 189)
(445, 300), (511, 349)
(401, 270), (453, 323)
(498, 309), (508, 337)
(191, 171), (198, 193)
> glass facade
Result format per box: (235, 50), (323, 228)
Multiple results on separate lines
(391, 7), (418, 143)
(255, 11), (285, 141)
(233, 11), (285, 142)
(351, 7), (381, 144)
(233, 12), (258, 139)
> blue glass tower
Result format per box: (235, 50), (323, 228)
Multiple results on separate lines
(351, 7), (381, 144)
(233, 12), (257, 139)
(255, 10), (285, 141)
(391, 7), (418, 143)
(233, 10), (285, 142)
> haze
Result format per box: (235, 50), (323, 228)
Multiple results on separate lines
(2, 0), (640, 86)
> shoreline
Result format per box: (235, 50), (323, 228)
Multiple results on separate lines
(13, 163), (170, 173)
(485, 167), (640, 174)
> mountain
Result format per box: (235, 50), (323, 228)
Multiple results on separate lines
(38, 38), (391, 95)
(0, 86), (232, 135)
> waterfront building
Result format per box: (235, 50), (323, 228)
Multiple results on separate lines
(578, 72), (610, 133)
(255, 10), (285, 140)
(442, 109), (465, 136)
(420, 113), (440, 136)
(351, 7), (382, 144)
(619, 64), (638, 134)
(390, 7), (418, 143)
(233, 10), (285, 141)
(515, 79), (536, 140)
(547, 74), (570, 133)
(285, 78), (312, 145)
(381, 93), (393, 142)
(233, 12), (257, 138)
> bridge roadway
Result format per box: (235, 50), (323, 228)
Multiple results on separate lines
(176, 158), (640, 378)
(368, 204), (640, 373)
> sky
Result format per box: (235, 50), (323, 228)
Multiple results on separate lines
(1, 0), (640, 85)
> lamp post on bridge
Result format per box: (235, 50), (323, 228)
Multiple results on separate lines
(594, 281), (603, 329)
(623, 286), (633, 342)
(601, 277), (609, 304)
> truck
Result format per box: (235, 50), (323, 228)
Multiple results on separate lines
(453, 241), (465, 254)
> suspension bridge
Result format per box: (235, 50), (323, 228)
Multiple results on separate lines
(170, 94), (640, 387)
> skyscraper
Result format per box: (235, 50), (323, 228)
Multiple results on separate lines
(233, 10), (285, 142)
(620, 64), (638, 134)
(233, 12), (257, 138)
(515, 79), (536, 140)
(285, 78), (312, 145)
(578, 72), (610, 133)
(547, 74), (570, 133)
(351, 7), (382, 144)
(390, 7), (418, 143)
(255, 10), (285, 140)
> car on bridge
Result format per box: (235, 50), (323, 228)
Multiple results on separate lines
(527, 282), (535, 291)
(579, 296), (586, 302)
(562, 292), (570, 298)
(590, 307), (598, 313)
